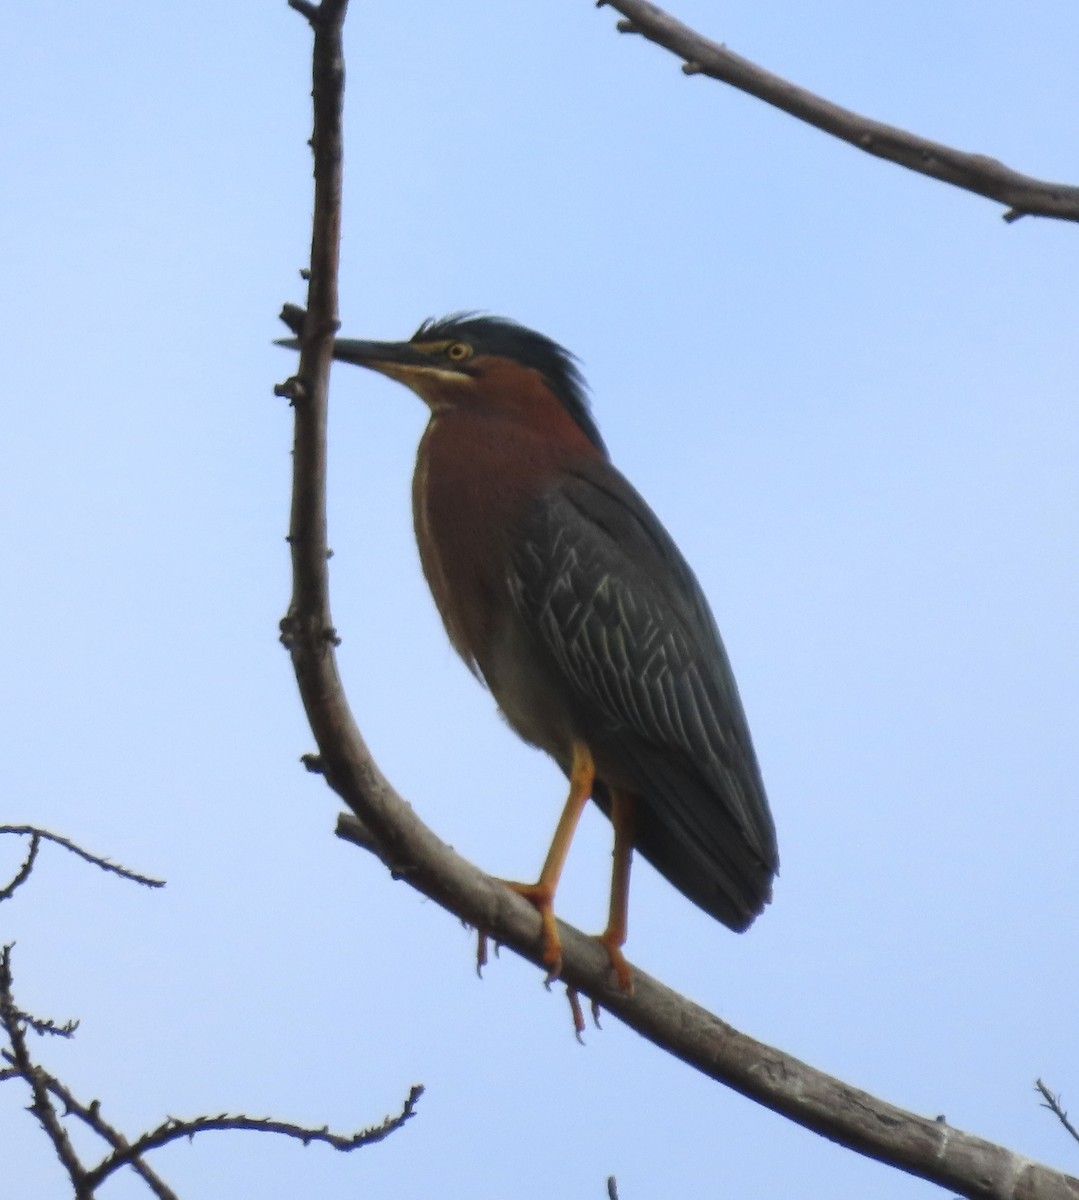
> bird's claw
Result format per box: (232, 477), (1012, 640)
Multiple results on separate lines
(597, 933), (634, 993)
(567, 987), (586, 1041)
(497, 877), (565, 983)
(566, 988), (605, 1042)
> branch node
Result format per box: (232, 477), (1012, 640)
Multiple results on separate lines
(616, 19), (640, 34)
(682, 60), (703, 76)
(279, 302), (308, 337)
(275, 377), (305, 404)
(288, 0), (320, 24)
(334, 812), (385, 859)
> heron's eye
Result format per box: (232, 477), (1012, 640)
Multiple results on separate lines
(446, 342), (472, 362)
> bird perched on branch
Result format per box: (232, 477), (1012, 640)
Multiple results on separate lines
(279, 309), (778, 989)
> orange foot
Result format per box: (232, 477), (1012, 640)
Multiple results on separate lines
(596, 929), (634, 993)
(499, 879), (563, 981)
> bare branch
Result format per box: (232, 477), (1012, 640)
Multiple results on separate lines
(80, 1084), (423, 1192)
(334, 808), (380, 856)
(0, 946), (92, 1193)
(280, 5), (1079, 1200)
(15, 1009), (79, 1040)
(596, 0), (1079, 224)
(1037, 1080), (1079, 1149)
(0, 945), (79, 1042)
(0, 830), (39, 901)
(288, 0), (321, 22)
(2, 943), (178, 1196)
(3, 931), (420, 1197)
(33, 1068), (182, 1200)
(333, 792), (1079, 1199)
(0, 825), (165, 890)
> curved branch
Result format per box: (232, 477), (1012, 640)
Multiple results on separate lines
(279, 5), (1079, 1200)
(597, 0), (1079, 224)
(0, 831), (39, 902)
(4, 896), (419, 1196)
(80, 1086), (424, 1192)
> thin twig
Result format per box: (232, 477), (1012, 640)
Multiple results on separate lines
(16, 1009), (79, 1039)
(0, 831), (40, 901)
(1037, 1080), (1079, 1148)
(0, 826), (164, 890)
(78, 1084), (424, 1192)
(597, 0), (1079, 224)
(40, 1069), (181, 1200)
(0, 946), (90, 1192)
(2, 936), (420, 1197)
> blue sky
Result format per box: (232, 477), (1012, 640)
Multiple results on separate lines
(2, 2), (1078, 1197)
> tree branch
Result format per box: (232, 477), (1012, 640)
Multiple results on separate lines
(0, 948), (90, 1194)
(78, 1086), (424, 1193)
(0, 825), (165, 892)
(3, 930), (420, 1197)
(279, 4), (1079, 1200)
(0, 830), (39, 901)
(1037, 1080), (1079, 1149)
(596, 0), (1079, 224)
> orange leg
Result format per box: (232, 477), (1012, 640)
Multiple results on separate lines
(501, 741), (594, 979)
(597, 789), (635, 991)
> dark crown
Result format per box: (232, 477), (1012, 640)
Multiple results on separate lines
(413, 314), (607, 454)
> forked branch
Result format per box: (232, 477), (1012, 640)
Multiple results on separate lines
(1, 832), (421, 1197)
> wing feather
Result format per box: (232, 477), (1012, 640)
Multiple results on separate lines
(509, 461), (778, 928)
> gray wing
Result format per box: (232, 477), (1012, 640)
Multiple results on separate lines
(509, 462), (777, 930)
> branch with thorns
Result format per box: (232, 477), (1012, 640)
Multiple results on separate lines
(0, 825), (165, 896)
(1, 822), (422, 1196)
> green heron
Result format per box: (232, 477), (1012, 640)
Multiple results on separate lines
(281, 311), (778, 987)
